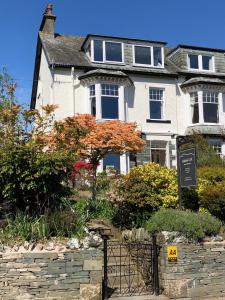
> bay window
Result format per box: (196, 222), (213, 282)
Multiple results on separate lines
(190, 90), (221, 124)
(89, 85), (96, 117)
(89, 83), (124, 120)
(190, 92), (199, 123)
(202, 91), (218, 123)
(101, 84), (119, 119)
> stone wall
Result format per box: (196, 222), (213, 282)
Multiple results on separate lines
(159, 239), (225, 299)
(0, 249), (103, 300)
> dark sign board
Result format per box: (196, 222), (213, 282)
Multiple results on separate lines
(179, 148), (197, 188)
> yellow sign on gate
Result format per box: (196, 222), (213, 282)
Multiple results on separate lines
(167, 245), (178, 262)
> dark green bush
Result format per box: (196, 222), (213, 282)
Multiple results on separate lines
(199, 184), (225, 221)
(146, 208), (222, 240)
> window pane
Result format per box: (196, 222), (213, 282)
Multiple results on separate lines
(134, 46), (151, 65)
(192, 104), (199, 123)
(149, 89), (163, 100)
(151, 149), (166, 166)
(189, 54), (198, 69)
(101, 84), (118, 96)
(93, 40), (103, 61)
(103, 153), (120, 172)
(150, 101), (162, 119)
(190, 92), (199, 123)
(203, 103), (218, 123)
(101, 96), (118, 119)
(202, 56), (212, 70)
(91, 97), (96, 116)
(208, 140), (222, 154)
(105, 42), (122, 62)
(153, 47), (162, 67)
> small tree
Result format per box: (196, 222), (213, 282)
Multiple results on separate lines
(0, 70), (74, 217)
(50, 114), (145, 199)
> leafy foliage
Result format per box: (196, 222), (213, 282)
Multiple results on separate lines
(188, 134), (224, 167)
(108, 163), (178, 210)
(0, 70), (75, 217)
(50, 114), (145, 199)
(146, 208), (222, 241)
(0, 209), (83, 243)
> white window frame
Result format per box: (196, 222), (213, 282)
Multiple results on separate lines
(133, 44), (164, 68)
(88, 83), (125, 121)
(91, 40), (124, 64)
(150, 140), (169, 167)
(207, 138), (223, 156)
(189, 90), (222, 125)
(149, 88), (165, 120)
(187, 54), (215, 72)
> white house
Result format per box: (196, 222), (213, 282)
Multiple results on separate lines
(31, 4), (225, 173)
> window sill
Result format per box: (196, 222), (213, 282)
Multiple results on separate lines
(133, 63), (164, 69)
(92, 60), (125, 66)
(146, 119), (171, 123)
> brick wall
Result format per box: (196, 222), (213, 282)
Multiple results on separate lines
(159, 239), (225, 299)
(0, 249), (103, 300)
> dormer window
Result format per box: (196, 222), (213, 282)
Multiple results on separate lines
(91, 40), (123, 63)
(133, 45), (164, 67)
(188, 54), (214, 71)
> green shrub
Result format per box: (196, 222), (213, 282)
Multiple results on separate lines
(96, 172), (111, 194)
(0, 209), (85, 243)
(73, 197), (117, 222)
(109, 163), (178, 210)
(199, 184), (225, 221)
(198, 166), (225, 183)
(146, 208), (222, 241)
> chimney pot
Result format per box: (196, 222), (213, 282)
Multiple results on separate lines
(40, 3), (56, 36)
(44, 4), (53, 16)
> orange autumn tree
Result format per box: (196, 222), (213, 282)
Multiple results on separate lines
(50, 114), (145, 199)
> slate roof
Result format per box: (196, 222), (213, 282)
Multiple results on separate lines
(39, 32), (178, 76)
(181, 77), (225, 88)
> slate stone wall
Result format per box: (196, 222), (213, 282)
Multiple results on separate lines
(0, 249), (103, 300)
(159, 240), (225, 299)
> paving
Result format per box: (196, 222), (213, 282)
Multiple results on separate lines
(109, 295), (225, 300)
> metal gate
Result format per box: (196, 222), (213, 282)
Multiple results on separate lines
(102, 236), (160, 299)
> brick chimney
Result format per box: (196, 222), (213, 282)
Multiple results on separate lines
(39, 4), (56, 35)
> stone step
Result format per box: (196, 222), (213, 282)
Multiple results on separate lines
(107, 277), (146, 288)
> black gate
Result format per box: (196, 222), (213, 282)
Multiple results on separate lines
(103, 236), (159, 299)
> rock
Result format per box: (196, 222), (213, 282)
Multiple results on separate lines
(88, 232), (102, 247)
(66, 238), (80, 250)
(45, 242), (55, 251)
(24, 241), (30, 250)
(81, 236), (90, 249)
(211, 235), (223, 242)
(29, 243), (36, 251)
(161, 231), (190, 243)
(13, 245), (19, 252)
(35, 243), (44, 251)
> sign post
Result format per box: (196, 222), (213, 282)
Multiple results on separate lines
(176, 136), (197, 208)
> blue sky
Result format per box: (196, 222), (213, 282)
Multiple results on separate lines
(1, 0), (225, 106)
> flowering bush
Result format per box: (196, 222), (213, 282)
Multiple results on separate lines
(123, 163), (178, 209)
(71, 161), (94, 188)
